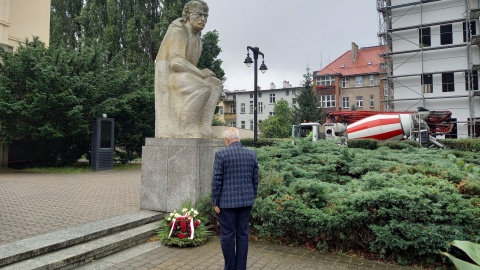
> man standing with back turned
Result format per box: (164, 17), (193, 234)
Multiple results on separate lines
(212, 127), (259, 270)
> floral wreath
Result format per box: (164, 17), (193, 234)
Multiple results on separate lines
(157, 206), (211, 247)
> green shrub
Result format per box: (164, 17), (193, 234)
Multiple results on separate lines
(250, 141), (480, 268)
(347, 138), (379, 150)
(240, 138), (286, 147)
(442, 138), (480, 152)
(380, 140), (419, 150)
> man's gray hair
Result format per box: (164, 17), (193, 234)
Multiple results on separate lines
(223, 127), (241, 141)
(182, 0), (209, 21)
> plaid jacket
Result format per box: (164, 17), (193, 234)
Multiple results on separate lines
(212, 142), (259, 208)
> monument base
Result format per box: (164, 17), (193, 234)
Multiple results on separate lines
(140, 138), (224, 212)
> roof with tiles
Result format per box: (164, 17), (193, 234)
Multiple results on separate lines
(315, 45), (384, 77)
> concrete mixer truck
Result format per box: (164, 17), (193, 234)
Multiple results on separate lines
(292, 108), (453, 147)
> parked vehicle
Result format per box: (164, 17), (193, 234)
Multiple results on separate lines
(292, 108), (453, 147)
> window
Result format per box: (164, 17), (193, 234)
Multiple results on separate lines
(249, 101), (254, 114)
(419, 27), (431, 47)
(342, 97), (349, 108)
(285, 90), (289, 96)
(240, 103), (245, 114)
(422, 74), (433, 93)
(292, 90), (296, 95)
(258, 102), (263, 113)
(440, 24), (453, 45)
(463, 21), (477, 42)
(356, 96), (363, 107)
(249, 93), (253, 98)
(250, 120), (253, 130)
(319, 95), (336, 108)
(269, 112), (274, 116)
(269, 93), (276, 104)
(218, 106), (224, 114)
(465, 71), (479, 91)
(370, 95), (374, 107)
(442, 73), (455, 92)
(230, 105), (236, 113)
(355, 76), (363, 87)
(258, 93), (262, 98)
(369, 75), (374, 86)
(342, 77), (348, 88)
(292, 98), (297, 105)
(317, 76), (335, 86)
(241, 121), (245, 129)
(231, 122), (236, 127)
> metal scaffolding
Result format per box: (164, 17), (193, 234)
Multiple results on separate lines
(377, 0), (480, 137)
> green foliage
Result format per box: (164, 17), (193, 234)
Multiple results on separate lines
(442, 139), (480, 152)
(249, 140), (480, 267)
(292, 67), (320, 124)
(196, 193), (219, 234)
(347, 139), (379, 150)
(0, 38), (154, 165)
(258, 99), (292, 138)
(240, 138), (287, 148)
(198, 30), (225, 82)
(441, 241), (480, 270)
(379, 140), (419, 150)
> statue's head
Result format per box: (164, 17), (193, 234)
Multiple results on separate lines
(182, 0), (209, 32)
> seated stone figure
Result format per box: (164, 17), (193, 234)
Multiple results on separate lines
(155, 0), (222, 138)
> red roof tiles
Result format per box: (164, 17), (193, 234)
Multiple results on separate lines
(316, 45), (383, 76)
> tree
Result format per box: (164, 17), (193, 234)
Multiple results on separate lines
(0, 38), (155, 166)
(292, 67), (321, 124)
(258, 99), (292, 138)
(198, 30), (225, 81)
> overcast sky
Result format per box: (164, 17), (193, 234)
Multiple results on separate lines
(202, 0), (380, 91)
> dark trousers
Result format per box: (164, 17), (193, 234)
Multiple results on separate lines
(218, 206), (252, 270)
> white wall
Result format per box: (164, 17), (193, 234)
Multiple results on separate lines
(234, 87), (299, 130)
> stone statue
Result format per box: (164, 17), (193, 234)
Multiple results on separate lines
(154, 0), (222, 138)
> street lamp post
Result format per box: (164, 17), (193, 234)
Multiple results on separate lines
(244, 46), (267, 147)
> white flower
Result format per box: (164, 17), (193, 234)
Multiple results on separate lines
(174, 213), (181, 218)
(194, 210), (199, 216)
(182, 208), (188, 213)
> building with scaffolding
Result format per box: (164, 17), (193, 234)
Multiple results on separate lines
(378, 0), (480, 138)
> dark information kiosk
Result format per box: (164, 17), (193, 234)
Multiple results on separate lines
(91, 117), (114, 171)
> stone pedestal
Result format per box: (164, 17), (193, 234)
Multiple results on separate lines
(140, 138), (224, 212)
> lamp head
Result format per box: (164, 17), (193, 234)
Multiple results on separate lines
(244, 53), (253, 67)
(259, 61), (268, 74)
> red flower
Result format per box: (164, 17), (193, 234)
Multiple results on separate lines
(194, 220), (201, 227)
(177, 217), (184, 221)
(177, 233), (185, 239)
(181, 221), (187, 232)
(169, 221), (173, 227)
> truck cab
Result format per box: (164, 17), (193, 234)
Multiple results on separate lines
(291, 122), (323, 142)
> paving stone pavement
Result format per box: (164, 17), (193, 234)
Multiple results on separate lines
(0, 169), (418, 269)
(0, 170), (140, 245)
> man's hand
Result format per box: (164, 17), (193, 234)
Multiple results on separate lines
(214, 206), (220, 214)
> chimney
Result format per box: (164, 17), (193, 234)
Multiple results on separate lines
(283, 80), (292, 88)
(270, 82), (276, 89)
(351, 42), (358, 63)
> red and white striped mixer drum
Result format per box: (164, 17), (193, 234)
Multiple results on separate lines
(346, 114), (412, 141)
